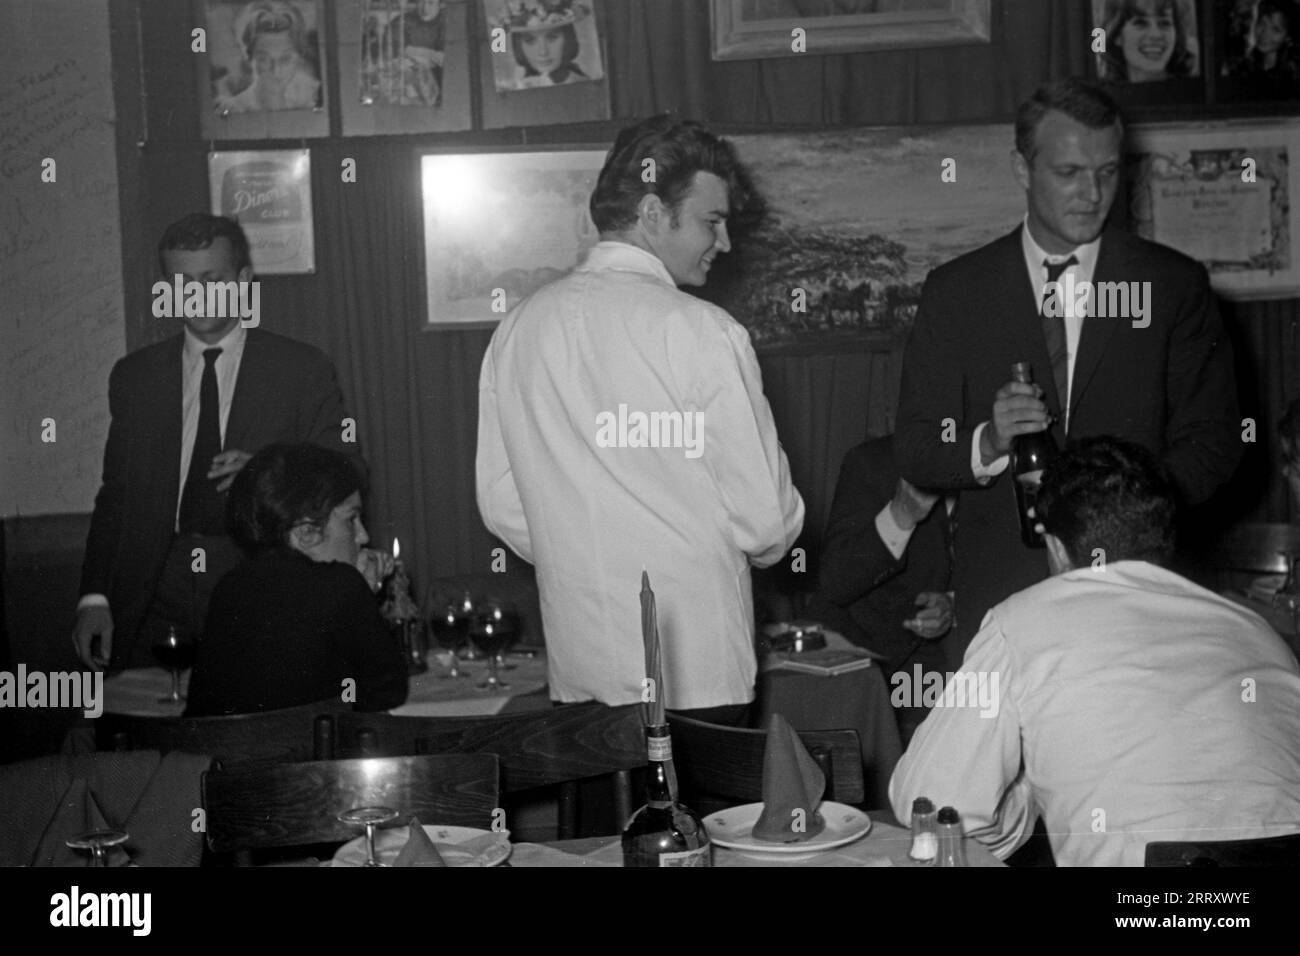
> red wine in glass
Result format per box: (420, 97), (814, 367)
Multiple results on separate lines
(429, 604), (469, 679)
(470, 613), (510, 691)
(152, 627), (194, 703)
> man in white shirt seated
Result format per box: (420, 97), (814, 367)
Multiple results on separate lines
(889, 435), (1300, 866)
(476, 115), (805, 725)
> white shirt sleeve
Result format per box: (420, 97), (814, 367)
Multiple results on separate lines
(875, 502), (914, 562)
(695, 322), (804, 569)
(475, 345), (534, 564)
(888, 612), (1035, 860)
(971, 421), (1010, 483)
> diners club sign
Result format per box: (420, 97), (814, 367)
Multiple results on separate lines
(208, 149), (316, 274)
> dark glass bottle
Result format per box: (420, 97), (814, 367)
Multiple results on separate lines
(1010, 361), (1058, 548)
(621, 724), (713, 867)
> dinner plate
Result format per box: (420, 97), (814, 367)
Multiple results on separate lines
(330, 825), (511, 867)
(703, 801), (871, 856)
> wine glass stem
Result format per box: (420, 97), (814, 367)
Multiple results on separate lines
(364, 822), (378, 867)
(91, 845), (105, 867)
(170, 667), (181, 702)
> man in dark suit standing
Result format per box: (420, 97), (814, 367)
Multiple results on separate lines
(895, 78), (1240, 665)
(813, 435), (954, 744)
(72, 213), (359, 671)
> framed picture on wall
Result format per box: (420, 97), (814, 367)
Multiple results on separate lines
(420, 148), (607, 329)
(1216, 0), (1300, 103)
(1090, 0), (1206, 108)
(1126, 120), (1299, 299)
(339, 0), (473, 134)
(208, 149), (316, 274)
(197, 0), (329, 139)
(709, 0), (992, 61)
(481, 0), (605, 92)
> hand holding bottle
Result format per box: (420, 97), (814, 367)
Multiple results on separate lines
(981, 380), (1050, 463)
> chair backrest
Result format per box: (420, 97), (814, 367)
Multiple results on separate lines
(99, 699), (348, 767)
(667, 714), (865, 807)
(202, 753), (499, 853)
(1145, 832), (1300, 867)
(334, 702), (644, 792)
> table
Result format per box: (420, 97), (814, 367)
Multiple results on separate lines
(759, 631), (903, 809)
(508, 811), (1003, 867)
(100, 650), (550, 718)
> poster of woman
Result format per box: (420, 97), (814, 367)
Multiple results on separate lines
(1220, 0), (1300, 97)
(483, 0), (604, 92)
(207, 0), (324, 113)
(1092, 0), (1201, 84)
(360, 0), (447, 106)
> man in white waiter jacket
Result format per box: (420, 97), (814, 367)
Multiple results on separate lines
(476, 116), (804, 722)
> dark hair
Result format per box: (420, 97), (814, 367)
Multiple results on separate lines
(158, 213), (253, 275)
(511, 24), (580, 78)
(589, 115), (764, 235)
(227, 442), (364, 553)
(1036, 436), (1177, 568)
(1280, 397), (1300, 466)
(1098, 0), (1195, 83)
(1015, 78), (1124, 162)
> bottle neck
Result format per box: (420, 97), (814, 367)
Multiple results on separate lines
(644, 724), (676, 805)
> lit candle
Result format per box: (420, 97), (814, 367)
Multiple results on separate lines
(392, 537), (402, 565)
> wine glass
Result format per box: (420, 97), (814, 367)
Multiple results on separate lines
(455, 591), (480, 660)
(337, 806), (399, 867)
(485, 602), (521, 671)
(151, 627), (195, 704)
(470, 611), (510, 692)
(1273, 550), (1300, 634)
(429, 602), (469, 679)
(66, 828), (129, 867)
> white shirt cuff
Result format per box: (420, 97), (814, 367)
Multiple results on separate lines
(875, 503), (914, 561)
(77, 594), (109, 611)
(971, 422), (1009, 483)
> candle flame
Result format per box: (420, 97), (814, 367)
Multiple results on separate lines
(392, 537), (400, 560)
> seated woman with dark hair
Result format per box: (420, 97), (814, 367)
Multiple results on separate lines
(185, 443), (407, 716)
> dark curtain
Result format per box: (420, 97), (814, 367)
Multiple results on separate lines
(122, 0), (1299, 592)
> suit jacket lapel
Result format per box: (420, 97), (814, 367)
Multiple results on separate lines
(225, 329), (261, 451)
(155, 338), (184, 523)
(1069, 229), (1125, 430)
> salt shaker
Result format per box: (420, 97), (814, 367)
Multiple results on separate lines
(908, 797), (938, 863)
(935, 805), (968, 867)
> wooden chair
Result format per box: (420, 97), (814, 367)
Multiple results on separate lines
(667, 714), (864, 815)
(333, 702), (644, 837)
(202, 753), (499, 855)
(1144, 832), (1300, 867)
(98, 699), (348, 768)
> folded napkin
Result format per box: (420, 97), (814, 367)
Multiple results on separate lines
(394, 817), (448, 867)
(32, 779), (131, 867)
(751, 713), (827, 843)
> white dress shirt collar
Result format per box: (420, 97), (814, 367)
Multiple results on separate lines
(1020, 215), (1101, 288)
(182, 320), (247, 362)
(577, 240), (678, 289)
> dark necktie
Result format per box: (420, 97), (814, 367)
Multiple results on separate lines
(1041, 255), (1078, 426)
(178, 347), (225, 535)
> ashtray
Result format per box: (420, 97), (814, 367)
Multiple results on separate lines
(761, 621), (827, 654)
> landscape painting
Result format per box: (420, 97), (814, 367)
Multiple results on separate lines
(698, 124), (1024, 352)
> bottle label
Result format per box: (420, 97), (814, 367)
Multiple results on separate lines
(647, 736), (672, 762)
(657, 845), (711, 867)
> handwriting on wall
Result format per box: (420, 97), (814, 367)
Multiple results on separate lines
(0, 0), (124, 517)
